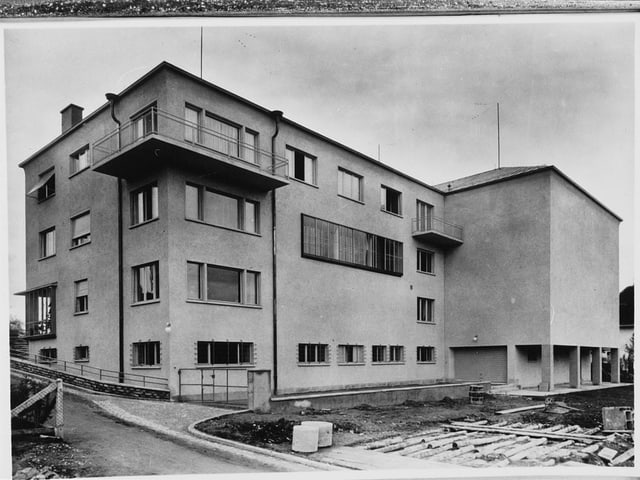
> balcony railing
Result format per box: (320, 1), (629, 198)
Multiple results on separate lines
(412, 216), (464, 246)
(92, 106), (289, 180)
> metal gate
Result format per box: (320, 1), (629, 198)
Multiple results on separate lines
(177, 367), (248, 407)
(453, 346), (508, 383)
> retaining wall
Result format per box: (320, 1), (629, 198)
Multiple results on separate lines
(11, 358), (170, 400)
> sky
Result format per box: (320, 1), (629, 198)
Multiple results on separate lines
(2, 16), (636, 323)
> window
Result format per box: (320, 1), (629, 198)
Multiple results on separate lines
(71, 211), (90, 247)
(25, 286), (56, 338)
(132, 341), (160, 366)
(372, 345), (387, 363)
(417, 249), (434, 274)
(417, 346), (435, 363)
(381, 185), (402, 215)
(28, 169), (55, 202)
(70, 146), (90, 175)
(298, 343), (329, 364)
(131, 183), (158, 226)
(286, 146), (316, 185)
(389, 345), (404, 363)
(187, 262), (260, 306)
(302, 214), (403, 276)
(203, 114), (240, 157)
(417, 297), (435, 323)
(132, 262), (159, 303)
(39, 227), (56, 259)
(74, 279), (88, 314)
(132, 107), (157, 140)
(197, 341), (254, 365)
(185, 184), (259, 234)
(338, 168), (363, 202)
(38, 348), (57, 363)
(185, 105), (201, 143)
(243, 129), (259, 164)
(416, 200), (434, 231)
(74, 345), (89, 361)
(338, 344), (364, 364)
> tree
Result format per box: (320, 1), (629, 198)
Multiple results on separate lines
(621, 333), (634, 382)
(9, 314), (24, 338)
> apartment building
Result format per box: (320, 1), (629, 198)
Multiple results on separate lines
(18, 62), (621, 399)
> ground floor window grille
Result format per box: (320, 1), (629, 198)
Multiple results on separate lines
(338, 344), (365, 364)
(417, 346), (435, 363)
(132, 341), (160, 366)
(196, 341), (254, 365)
(74, 345), (89, 361)
(298, 343), (329, 364)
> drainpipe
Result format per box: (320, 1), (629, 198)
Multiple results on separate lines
(271, 110), (283, 395)
(106, 93), (125, 384)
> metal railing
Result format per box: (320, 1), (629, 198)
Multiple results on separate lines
(92, 106), (289, 179)
(178, 367), (248, 406)
(10, 349), (168, 389)
(412, 216), (463, 241)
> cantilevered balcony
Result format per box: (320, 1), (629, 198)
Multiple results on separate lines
(92, 107), (289, 190)
(412, 216), (463, 248)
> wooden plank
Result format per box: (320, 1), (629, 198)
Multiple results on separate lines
(453, 434), (516, 448)
(579, 444), (600, 454)
(513, 440), (574, 460)
(11, 381), (57, 417)
(446, 422), (607, 441)
(364, 435), (404, 450)
(503, 438), (547, 458)
(411, 443), (453, 459)
(496, 404), (546, 415)
(611, 448), (634, 465)
(430, 444), (476, 461)
(477, 438), (524, 454)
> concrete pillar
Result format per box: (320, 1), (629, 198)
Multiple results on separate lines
(540, 344), (554, 392)
(248, 369), (271, 413)
(569, 346), (581, 389)
(591, 347), (602, 385)
(610, 348), (620, 383)
(507, 345), (518, 384)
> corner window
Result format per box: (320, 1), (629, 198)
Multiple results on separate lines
(381, 185), (402, 215)
(338, 344), (364, 364)
(71, 211), (91, 247)
(38, 348), (57, 363)
(132, 262), (159, 303)
(187, 262), (259, 306)
(338, 168), (363, 202)
(74, 345), (89, 362)
(39, 227), (56, 259)
(25, 286), (56, 338)
(132, 341), (160, 366)
(70, 146), (90, 175)
(417, 249), (434, 274)
(74, 279), (88, 314)
(298, 343), (329, 364)
(185, 184), (259, 234)
(28, 169), (55, 202)
(417, 297), (435, 323)
(417, 346), (435, 363)
(131, 183), (158, 226)
(196, 341), (254, 365)
(286, 146), (316, 185)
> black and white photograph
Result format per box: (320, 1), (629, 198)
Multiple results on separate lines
(3, 12), (636, 480)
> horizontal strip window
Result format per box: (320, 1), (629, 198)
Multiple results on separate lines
(188, 262), (260, 306)
(196, 340), (254, 365)
(302, 214), (403, 276)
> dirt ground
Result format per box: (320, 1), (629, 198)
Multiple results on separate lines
(196, 386), (634, 453)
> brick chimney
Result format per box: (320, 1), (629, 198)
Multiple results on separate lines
(60, 104), (84, 133)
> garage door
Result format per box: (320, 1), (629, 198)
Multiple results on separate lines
(453, 347), (507, 383)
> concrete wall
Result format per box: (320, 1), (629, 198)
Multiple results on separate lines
(549, 174), (620, 348)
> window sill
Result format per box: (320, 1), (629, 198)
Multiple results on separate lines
(74, 359), (90, 363)
(70, 241), (91, 251)
(417, 271), (436, 277)
(69, 167), (90, 179)
(194, 364), (255, 369)
(297, 363), (331, 367)
(37, 194), (56, 204)
(289, 177), (319, 189)
(417, 361), (436, 364)
(371, 362), (405, 366)
(185, 218), (261, 237)
(380, 208), (403, 218)
(417, 321), (436, 325)
(38, 254), (56, 262)
(186, 299), (261, 309)
(337, 194), (364, 205)
(337, 362), (365, 366)
(131, 299), (161, 307)
(130, 217), (159, 230)
(131, 365), (162, 370)
(73, 311), (89, 316)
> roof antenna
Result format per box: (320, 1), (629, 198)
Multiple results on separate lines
(200, 27), (203, 79)
(378, 144), (380, 162)
(497, 102), (501, 169)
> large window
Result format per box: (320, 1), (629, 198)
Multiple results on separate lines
(381, 185), (402, 215)
(131, 183), (158, 226)
(25, 286), (56, 338)
(39, 227), (56, 259)
(417, 346), (435, 363)
(28, 169), (55, 202)
(196, 341), (254, 365)
(338, 344), (365, 364)
(187, 262), (260, 306)
(204, 114), (240, 157)
(417, 297), (434, 323)
(132, 262), (159, 303)
(286, 146), (316, 185)
(338, 168), (363, 202)
(302, 214), (403, 276)
(70, 146), (90, 175)
(417, 249), (434, 274)
(132, 341), (160, 366)
(132, 107), (157, 140)
(74, 346), (89, 362)
(185, 184), (259, 234)
(74, 279), (88, 314)
(298, 343), (329, 364)
(70, 211), (91, 247)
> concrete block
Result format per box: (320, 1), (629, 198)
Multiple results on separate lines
(302, 421), (333, 447)
(292, 425), (319, 453)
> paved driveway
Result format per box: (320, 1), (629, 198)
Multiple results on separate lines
(63, 393), (277, 476)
